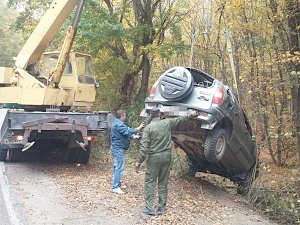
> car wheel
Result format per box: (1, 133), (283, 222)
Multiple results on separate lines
(187, 165), (197, 177)
(158, 66), (194, 101)
(204, 128), (228, 163)
(237, 170), (254, 196)
(186, 155), (197, 177)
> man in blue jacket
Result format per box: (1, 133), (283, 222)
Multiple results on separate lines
(111, 109), (144, 194)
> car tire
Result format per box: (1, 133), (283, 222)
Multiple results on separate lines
(158, 66), (194, 101)
(0, 148), (7, 161)
(186, 155), (197, 177)
(204, 128), (228, 163)
(237, 170), (254, 196)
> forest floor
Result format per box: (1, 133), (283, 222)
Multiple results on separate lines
(48, 142), (300, 225)
(5, 140), (298, 225)
(38, 149), (277, 225)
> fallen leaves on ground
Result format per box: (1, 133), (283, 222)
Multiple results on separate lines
(41, 152), (249, 225)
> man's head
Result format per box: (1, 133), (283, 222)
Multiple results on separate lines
(150, 108), (160, 118)
(116, 109), (126, 122)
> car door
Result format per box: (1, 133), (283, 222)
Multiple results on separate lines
(230, 102), (256, 169)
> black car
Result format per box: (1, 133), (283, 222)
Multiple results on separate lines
(140, 66), (259, 194)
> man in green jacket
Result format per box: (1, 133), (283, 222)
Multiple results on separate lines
(136, 108), (198, 215)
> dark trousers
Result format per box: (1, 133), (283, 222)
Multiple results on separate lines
(144, 151), (171, 211)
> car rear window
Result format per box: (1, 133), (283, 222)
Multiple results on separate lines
(186, 67), (214, 87)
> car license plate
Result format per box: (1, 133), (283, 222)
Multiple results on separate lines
(159, 105), (187, 116)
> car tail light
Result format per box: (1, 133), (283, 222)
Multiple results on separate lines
(3, 135), (23, 144)
(16, 135), (23, 141)
(86, 136), (97, 142)
(145, 103), (156, 109)
(149, 79), (160, 97)
(212, 87), (224, 104)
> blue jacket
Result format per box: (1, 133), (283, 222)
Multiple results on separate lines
(110, 118), (137, 150)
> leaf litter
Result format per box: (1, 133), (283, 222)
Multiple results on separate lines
(41, 151), (275, 225)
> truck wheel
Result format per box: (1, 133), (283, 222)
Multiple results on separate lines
(7, 148), (22, 162)
(0, 149), (7, 161)
(77, 142), (91, 164)
(63, 147), (79, 163)
(204, 128), (228, 163)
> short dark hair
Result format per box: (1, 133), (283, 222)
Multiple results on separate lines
(150, 108), (160, 118)
(116, 109), (125, 118)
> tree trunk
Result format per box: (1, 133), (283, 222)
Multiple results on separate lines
(286, 0), (300, 161)
(137, 52), (151, 101)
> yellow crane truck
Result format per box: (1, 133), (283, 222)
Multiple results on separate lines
(0, 0), (108, 163)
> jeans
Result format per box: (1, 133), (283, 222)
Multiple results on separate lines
(111, 148), (125, 189)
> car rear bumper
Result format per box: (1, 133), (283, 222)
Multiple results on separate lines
(140, 101), (225, 130)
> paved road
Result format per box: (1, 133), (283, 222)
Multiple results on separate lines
(0, 185), (11, 225)
(0, 162), (22, 225)
(0, 159), (90, 225)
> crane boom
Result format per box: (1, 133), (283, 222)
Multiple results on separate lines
(15, 0), (79, 70)
(50, 0), (85, 87)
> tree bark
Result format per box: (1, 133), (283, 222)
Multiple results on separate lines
(286, 0), (300, 161)
(137, 52), (151, 101)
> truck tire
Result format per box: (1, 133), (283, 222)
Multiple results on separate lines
(63, 147), (79, 164)
(158, 66), (194, 101)
(7, 148), (22, 162)
(204, 128), (228, 163)
(77, 142), (91, 164)
(0, 148), (7, 161)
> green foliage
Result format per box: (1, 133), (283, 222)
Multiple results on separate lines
(159, 42), (186, 60)
(7, 0), (78, 51)
(76, 2), (144, 107)
(123, 100), (145, 127)
(90, 135), (110, 160)
(93, 50), (137, 111)
(77, 1), (143, 54)
(252, 183), (300, 224)
(121, 100), (146, 158)
(8, 0), (52, 37)
(170, 149), (190, 176)
(0, 2), (24, 66)
(170, 24), (183, 43)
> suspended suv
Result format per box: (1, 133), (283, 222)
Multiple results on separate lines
(140, 66), (259, 194)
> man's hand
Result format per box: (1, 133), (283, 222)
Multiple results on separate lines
(190, 110), (199, 117)
(135, 162), (141, 173)
(137, 122), (145, 131)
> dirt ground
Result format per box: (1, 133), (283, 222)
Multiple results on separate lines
(3, 149), (279, 225)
